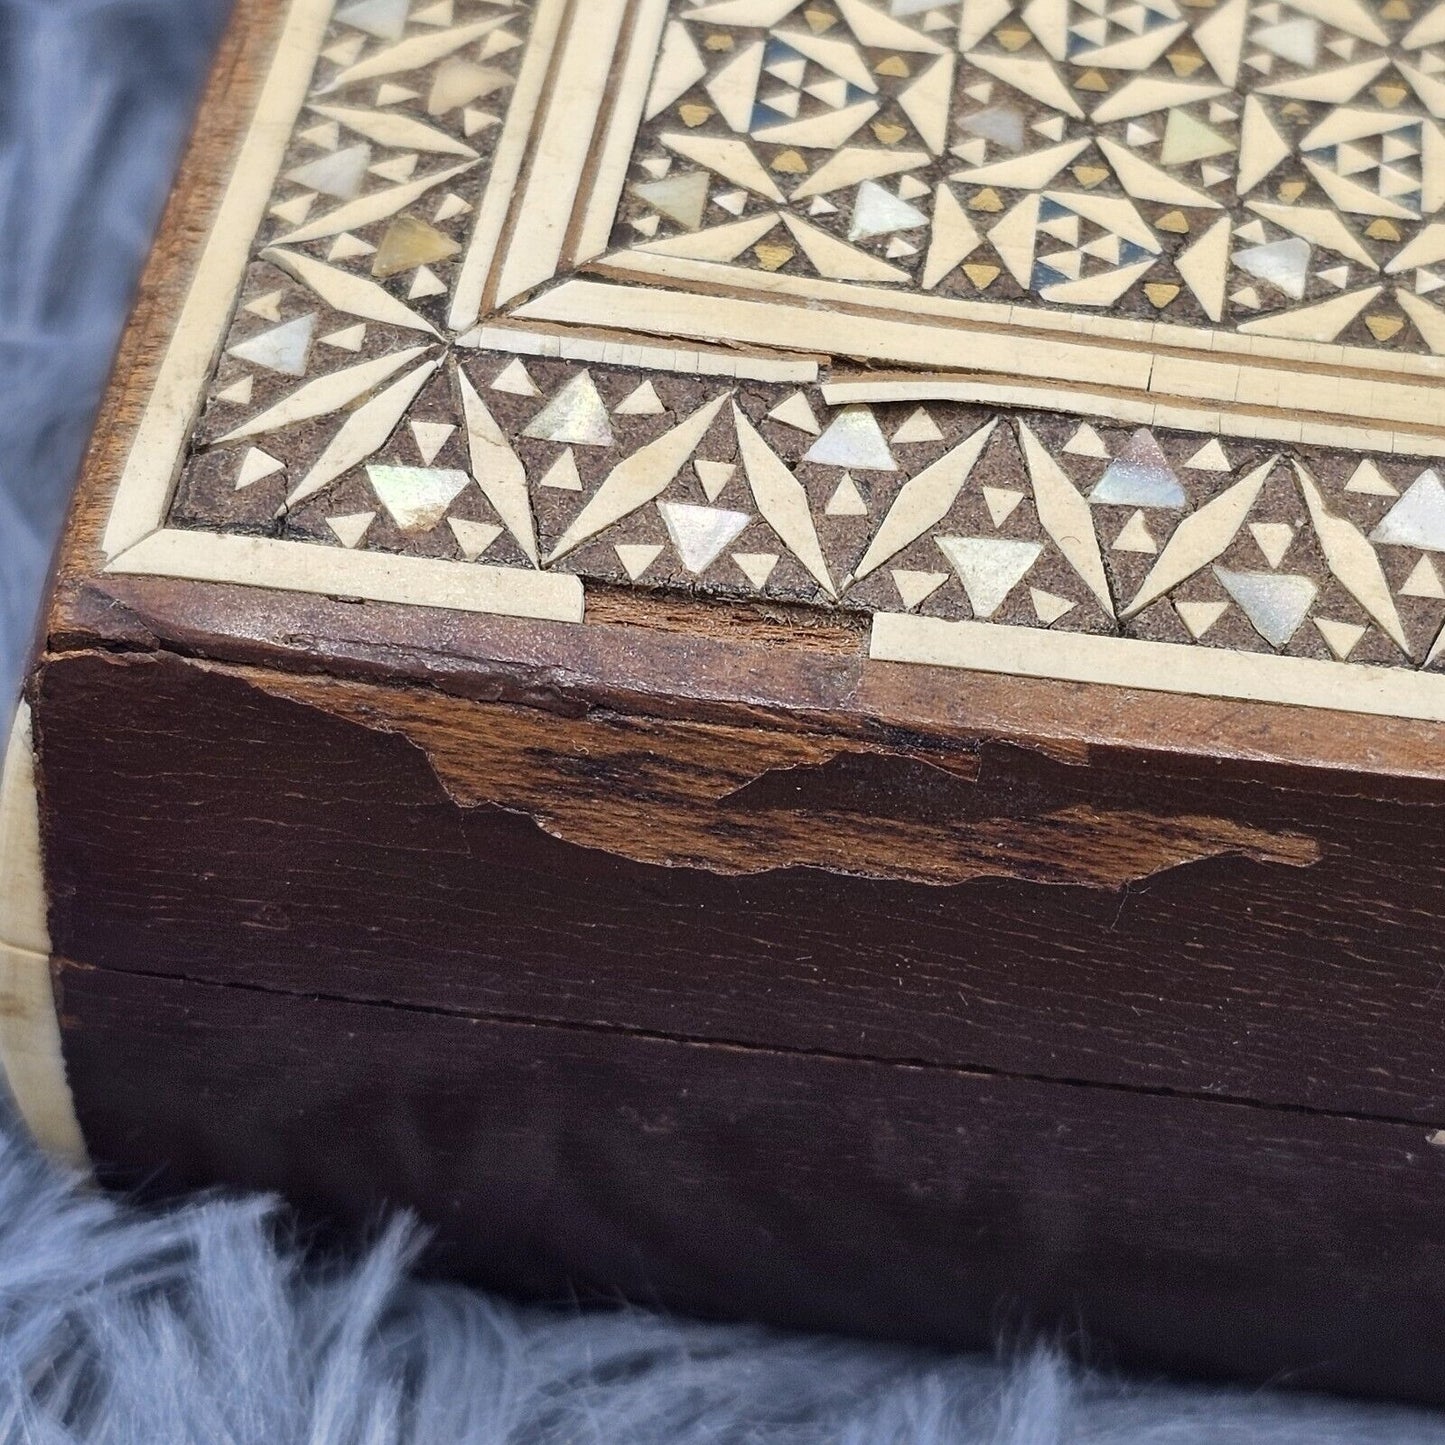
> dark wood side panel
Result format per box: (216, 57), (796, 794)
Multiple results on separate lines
(58, 961), (1445, 1404)
(33, 647), (1445, 1124)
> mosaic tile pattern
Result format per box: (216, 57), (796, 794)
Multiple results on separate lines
(614, 0), (1445, 348)
(98, 0), (1445, 718)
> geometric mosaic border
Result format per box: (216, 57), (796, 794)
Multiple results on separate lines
(102, 0), (1445, 723)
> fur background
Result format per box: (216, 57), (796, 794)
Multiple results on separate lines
(1, 1), (1443, 1439)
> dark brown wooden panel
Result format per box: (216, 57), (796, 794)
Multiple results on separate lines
(35, 647), (1445, 1124)
(57, 961), (1445, 1404)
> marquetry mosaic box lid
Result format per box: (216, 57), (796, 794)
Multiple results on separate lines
(83, 0), (1445, 715)
(10, 0), (1445, 1407)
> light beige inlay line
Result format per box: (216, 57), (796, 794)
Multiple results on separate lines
(870, 614), (1445, 725)
(106, 532), (585, 623)
(516, 277), (1445, 440)
(491, 0), (632, 307)
(448, 0), (572, 331)
(571, 0), (674, 267)
(594, 249), (1445, 386)
(103, 0), (335, 559)
(0, 705), (88, 1169)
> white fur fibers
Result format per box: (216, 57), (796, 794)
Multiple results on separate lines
(0, 1126), (1441, 1443)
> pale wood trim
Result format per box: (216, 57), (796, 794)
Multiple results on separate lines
(870, 615), (1445, 725)
(595, 247), (1445, 383)
(459, 322), (820, 383)
(491, 0), (633, 306)
(106, 532), (585, 623)
(0, 706), (88, 1169)
(447, 0), (573, 330)
(571, 0), (675, 267)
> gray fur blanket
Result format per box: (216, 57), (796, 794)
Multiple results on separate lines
(1, 1), (1442, 1439)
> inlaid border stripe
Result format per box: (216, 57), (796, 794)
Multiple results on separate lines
(106, 531), (585, 622)
(103, 0), (335, 559)
(514, 274), (1445, 446)
(870, 614), (1445, 725)
(448, 0), (573, 330)
(491, 0), (633, 306)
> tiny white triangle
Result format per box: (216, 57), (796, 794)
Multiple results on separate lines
(322, 36), (365, 65)
(696, 460), (736, 501)
(1176, 598), (1229, 638)
(1185, 438), (1230, 472)
(768, 391), (821, 435)
(1401, 554), (1445, 598)
(410, 421), (456, 465)
(1113, 510), (1157, 554)
(615, 543), (664, 580)
(982, 487), (1024, 528)
(891, 569), (949, 609)
(327, 233), (375, 261)
(463, 108), (501, 137)
(449, 517), (503, 562)
(370, 153), (419, 183)
(1064, 423), (1109, 459)
(434, 192), (472, 224)
(825, 473), (869, 516)
(298, 121), (340, 151)
(491, 358), (540, 396)
(270, 193), (315, 226)
(1249, 521), (1294, 568)
(538, 449), (584, 491)
(1345, 459), (1398, 496)
(479, 29), (522, 60)
(326, 511), (376, 548)
(215, 377), (254, 406)
(320, 323), (367, 352)
(734, 552), (780, 589)
(1030, 588), (1076, 624)
(408, 266), (447, 299)
(236, 447), (285, 490)
(1314, 616), (1367, 659)
(244, 290), (285, 322)
(615, 380), (666, 416)
(375, 83), (419, 106)
(892, 407), (943, 444)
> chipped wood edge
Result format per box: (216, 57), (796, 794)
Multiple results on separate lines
(0, 705), (88, 1170)
(102, 0), (335, 560)
(870, 613), (1445, 725)
(105, 531), (585, 623)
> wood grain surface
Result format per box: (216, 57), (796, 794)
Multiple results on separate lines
(34, 647), (1445, 1127)
(22, 0), (1445, 1408)
(58, 960), (1445, 1405)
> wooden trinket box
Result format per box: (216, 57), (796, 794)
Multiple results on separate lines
(8, 0), (1445, 1405)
